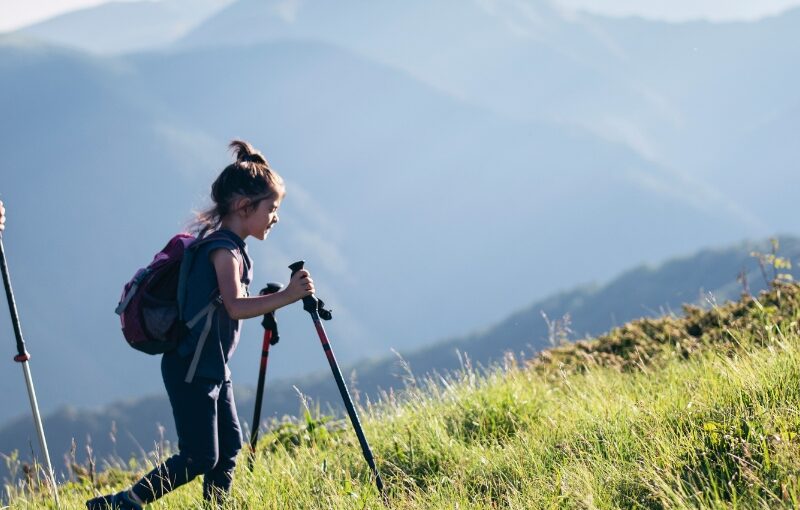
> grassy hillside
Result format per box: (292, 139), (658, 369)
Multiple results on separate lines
(6, 283), (800, 508)
(4, 236), (796, 482)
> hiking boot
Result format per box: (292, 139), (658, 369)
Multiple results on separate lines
(86, 490), (143, 510)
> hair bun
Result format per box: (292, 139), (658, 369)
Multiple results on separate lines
(243, 153), (267, 164)
(230, 139), (267, 165)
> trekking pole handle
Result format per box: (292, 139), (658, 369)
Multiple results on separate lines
(260, 283), (283, 296)
(288, 261), (319, 315)
(259, 283), (283, 342)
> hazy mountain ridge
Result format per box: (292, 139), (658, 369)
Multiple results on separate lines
(176, 0), (800, 232)
(13, 0), (234, 54)
(0, 33), (744, 426)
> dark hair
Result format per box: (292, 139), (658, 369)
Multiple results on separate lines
(191, 140), (285, 236)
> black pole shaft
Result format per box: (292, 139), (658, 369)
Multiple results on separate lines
(249, 282), (282, 470)
(289, 261), (386, 499)
(249, 330), (272, 460)
(311, 313), (385, 494)
(0, 237), (29, 361)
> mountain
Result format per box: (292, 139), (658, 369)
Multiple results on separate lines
(175, 0), (661, 131)
(122, 39), (754, 355)
(2, 236), (797, 485)
(581, 10), (800, 182)
(16, 0), (800, 230)
(12, 0), (233, 55)
(0, 32), (753, 427)
(177, 0), (800, 232)
(0, 33), (219, 421)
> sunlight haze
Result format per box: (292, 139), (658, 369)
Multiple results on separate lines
(3, 0), (800, 32)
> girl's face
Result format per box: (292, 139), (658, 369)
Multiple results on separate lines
(246, 195), (282, 241)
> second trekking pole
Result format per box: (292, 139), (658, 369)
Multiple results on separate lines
(0, 233), (60, 509)
(289, 261), (386, 500)
(248, 282), (283, 470)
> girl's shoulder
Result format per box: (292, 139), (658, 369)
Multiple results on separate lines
(193, 230), (244, 255)
(194, 230), (252, 275)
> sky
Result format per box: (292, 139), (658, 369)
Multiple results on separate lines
(557, 0), (800, 21)
(3, 0), (800, 32)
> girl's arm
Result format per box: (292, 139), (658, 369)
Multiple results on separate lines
(210, 248), (314, 320)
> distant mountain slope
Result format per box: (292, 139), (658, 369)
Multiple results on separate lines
(122, 39), (755, 399)
(704, 99), (800, 226)
(0, 35), (231, 425)
(0, 35), (749, 427)
(176, 0), (659, 131)
(14, 0), (799, 231)
(582, 9), (800, 172)
(177, 0), (800, 232)
(13, 0), (233, 54)
(3, 236), (797, 484)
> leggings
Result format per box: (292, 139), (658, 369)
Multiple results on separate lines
(131, 353), (242, 503)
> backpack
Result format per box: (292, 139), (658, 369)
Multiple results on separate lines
(114, 232), (230, 356)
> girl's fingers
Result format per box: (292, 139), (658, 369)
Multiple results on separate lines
(290, 269), (314, 297)
(292, 269), (309, 281)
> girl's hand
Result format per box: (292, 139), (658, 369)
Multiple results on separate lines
(210, 250), (315, 319)
(284, 269), (314, 303)
(0, 200), (5, 232)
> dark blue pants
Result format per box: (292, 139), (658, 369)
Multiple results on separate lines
(131, 352), (242, 503)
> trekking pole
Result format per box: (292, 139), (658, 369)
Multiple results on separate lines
(288, 261), (387, 501)
(248, 282), (283, 471)
(0, 233), (60, 509)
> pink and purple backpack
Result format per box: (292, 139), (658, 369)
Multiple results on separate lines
(115, 233), (220, 355)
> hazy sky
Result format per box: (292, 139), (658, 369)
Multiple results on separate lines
(557, 0), (800, 21)
(2, 0), (800, 32)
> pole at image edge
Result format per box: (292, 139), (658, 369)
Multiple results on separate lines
(0, 234), (60, 508)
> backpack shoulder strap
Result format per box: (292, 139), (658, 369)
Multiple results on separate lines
(176, 231), (241, 321)
(179, 230), (247, 383)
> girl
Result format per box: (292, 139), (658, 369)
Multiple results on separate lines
(87, 140), (314, 509)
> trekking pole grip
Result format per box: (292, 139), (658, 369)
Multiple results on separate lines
(288, 260), (318, 315)
(259, 283), (283, 341)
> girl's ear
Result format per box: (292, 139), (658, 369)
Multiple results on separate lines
(232, 197), (252, 217)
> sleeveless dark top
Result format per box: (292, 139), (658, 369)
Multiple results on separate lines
(171, 229), (253, 382)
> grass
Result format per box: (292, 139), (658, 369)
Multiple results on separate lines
(6, 285), (800, 509)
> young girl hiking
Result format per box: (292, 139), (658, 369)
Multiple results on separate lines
(87, 140), (314, 510)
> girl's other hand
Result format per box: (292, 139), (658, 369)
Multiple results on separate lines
(285, 269), (314, 303)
